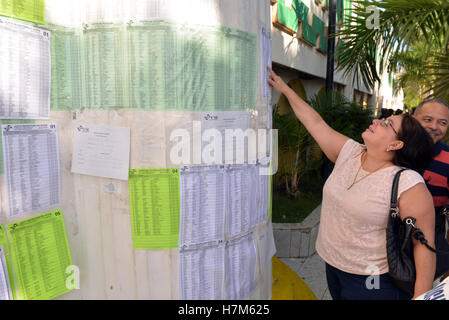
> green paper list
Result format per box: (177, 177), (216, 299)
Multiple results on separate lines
(8, 210), (73, 300)
(129, 168), (180, 249)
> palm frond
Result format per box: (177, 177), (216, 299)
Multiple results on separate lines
(424, 51), (449, 102)
(335, 0), (449, 90)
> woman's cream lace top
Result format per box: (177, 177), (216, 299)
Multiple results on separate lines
(315, 139), (425, 275)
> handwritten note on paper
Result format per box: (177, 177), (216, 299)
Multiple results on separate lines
(72, 124), (130, 180)
(8, 210), (73, 300)
(129, 168), (180, 249)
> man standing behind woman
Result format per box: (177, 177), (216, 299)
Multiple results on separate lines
(413, 99), (449, 279)
(268, 67), (436, 300)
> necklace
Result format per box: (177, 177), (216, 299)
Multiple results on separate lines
(346, 152), (390, 190)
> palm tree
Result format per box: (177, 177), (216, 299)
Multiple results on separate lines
(335, 0), (449, 101)
(389, 40), (439, 108)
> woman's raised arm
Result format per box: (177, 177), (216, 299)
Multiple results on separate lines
(268, 67), (349, 162)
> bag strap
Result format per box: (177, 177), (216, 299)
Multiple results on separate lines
(389, 169), (448, 254)
(390, 168), (407, 217)
(413, 227), (437, 253)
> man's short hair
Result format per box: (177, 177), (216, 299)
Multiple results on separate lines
(414, 98), (449, 116)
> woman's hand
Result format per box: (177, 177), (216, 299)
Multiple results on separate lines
(267, 66), (290, 95)
(266, 66), (348, 162)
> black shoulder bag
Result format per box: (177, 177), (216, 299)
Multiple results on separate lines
(386, 169), (437, 294)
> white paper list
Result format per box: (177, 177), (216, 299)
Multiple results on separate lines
(225, 234), (257, 300)
(0, 247), (12, 300)
(180, 243), (224, 300)
(0, 18), (51, 119)
(180, 163), (270, 245)
(260, 26), (272, 100)
(2, 124), (60, 217)
(226, 164), (257, 238)
(72, 124), (130, 180)
(179, 165), (226, 247)
(257, 222), (276, 276)
(255, 163), (270, 227)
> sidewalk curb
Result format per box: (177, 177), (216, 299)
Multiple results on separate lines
(273, 204), (321, 258)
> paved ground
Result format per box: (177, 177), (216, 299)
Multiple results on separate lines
(271, 257), (318, 300)
(281, 254), (332, 300)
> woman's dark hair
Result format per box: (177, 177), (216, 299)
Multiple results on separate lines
(393, 114), (434, 174)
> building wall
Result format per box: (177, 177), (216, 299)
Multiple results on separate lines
(378, 70), (405, 112)
(270, 0), (376, 111)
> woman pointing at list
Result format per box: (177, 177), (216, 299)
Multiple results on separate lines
(267, 66), (436, 300)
